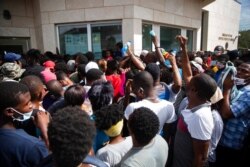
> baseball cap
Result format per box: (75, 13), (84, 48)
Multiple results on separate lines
(43, 60), (55, 69)
(4, 52), (21, 62)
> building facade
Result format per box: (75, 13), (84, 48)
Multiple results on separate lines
(0, 0), (241, 58)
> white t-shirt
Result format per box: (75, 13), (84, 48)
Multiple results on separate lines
(124, 99), (177, 133)
(182, 104), (214, 140)
(96, 137), (132, 167)
(208, 110), (223, 162)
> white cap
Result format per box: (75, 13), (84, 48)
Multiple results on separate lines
(85, 62), (99, 73)
(194, 57), (203, 65)
(191, 61), (204, 73)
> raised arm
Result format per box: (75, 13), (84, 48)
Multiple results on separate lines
(33, 111), (51, 148)
(168, 54), (182, 94)
(127, 45), (145, 71)
(152, 35), (168, 68)
(119, 56), (130, 69)
(176, 36), (192, 85)
(220, 74), (234, 119)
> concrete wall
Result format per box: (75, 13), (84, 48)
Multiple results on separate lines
(2, 0), (238, 53)
(203, 0), (241, 51)
(34, 0), (203, 53)
(0, 0), (37, 49)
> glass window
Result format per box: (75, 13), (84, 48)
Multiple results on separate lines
(187, 30), (193, 51)
(91, 24), (122, 59)
(142, 23), (152, 51)
(160, 26), (181, 51)
(58, 25), (88, 55)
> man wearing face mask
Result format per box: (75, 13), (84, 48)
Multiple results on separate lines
(213, 54), (229, 82)
(210, 46), (225, 72)
(216, 61), (250, 167)
(214, 45), (225, 57)
(0, 82), (49, 167)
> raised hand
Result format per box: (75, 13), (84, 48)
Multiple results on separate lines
(223, 74), (234, 91)
(33, 111), (51, 148)
(176, 35), (187, 48)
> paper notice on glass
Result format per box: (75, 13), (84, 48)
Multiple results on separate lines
(65, 34), (87, 55)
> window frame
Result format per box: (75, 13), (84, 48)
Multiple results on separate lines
(56, 20), (122, 57)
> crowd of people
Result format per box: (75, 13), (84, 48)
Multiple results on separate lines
(0, 34), (250, 167)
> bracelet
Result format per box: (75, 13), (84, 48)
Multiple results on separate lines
(155, 46), (160, 48)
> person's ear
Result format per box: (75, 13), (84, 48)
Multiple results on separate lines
(3, 108), (14, 117)
(38, 92), (43, 101)
(139, 87), (144, 93)
(137, 87), (144, 96)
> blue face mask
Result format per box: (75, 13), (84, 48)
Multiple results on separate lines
(11, 108), (33, 122)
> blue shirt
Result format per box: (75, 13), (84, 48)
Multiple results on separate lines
(0, 129), (48, 167)
(219, 85), (250, 149)
(90, 115), (109, 153)
(215, 69), (223, 82)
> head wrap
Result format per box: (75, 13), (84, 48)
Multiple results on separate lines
(104, 119), (123, 137)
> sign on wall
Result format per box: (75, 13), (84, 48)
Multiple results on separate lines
(218, 33), (234, 42)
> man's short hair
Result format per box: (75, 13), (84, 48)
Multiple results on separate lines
(85, 51), (95, 62)
(128, 107), (159, 145)
(95, 103), (123, 130)
(145, 63), (161, 82)
(107, 60), (119, 72)
(192, 73), (217, 101)
(75, 53), (88, 65)
(64, 84), (85, 106)
(0, 82), (29, 112)
(19, 75), (44, 101)
(133, 71), (154, 92)
(86, 69), (104, 82)
(48, 106), (95, 167)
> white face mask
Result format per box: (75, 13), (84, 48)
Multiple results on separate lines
(234, 77), (246, 86)
(11, 108), (33, 122)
